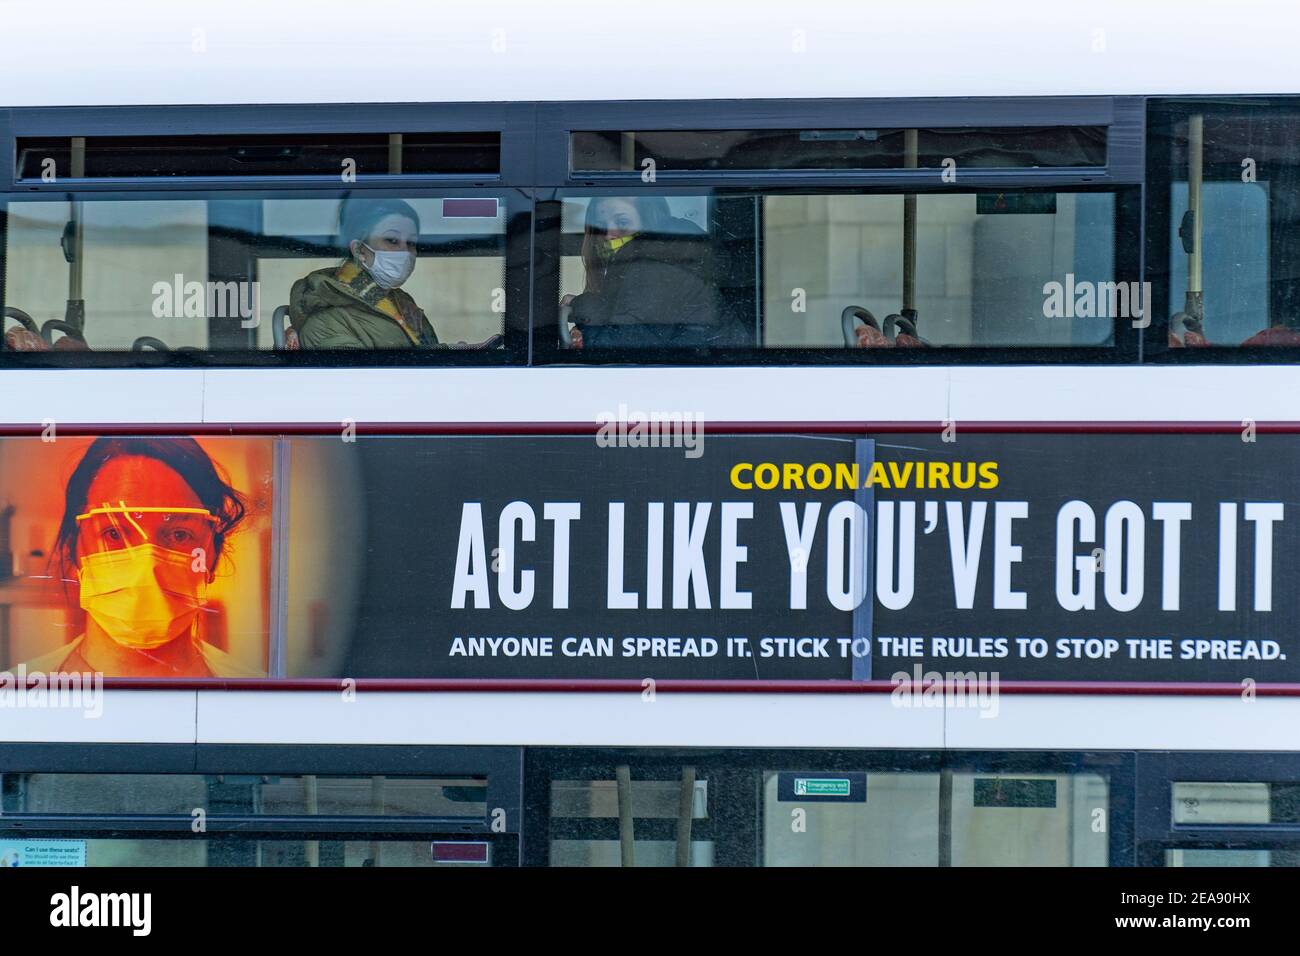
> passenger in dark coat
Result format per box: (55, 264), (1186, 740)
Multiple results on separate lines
(562, 196), (730, 349)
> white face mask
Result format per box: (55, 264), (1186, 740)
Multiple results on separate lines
(360, 243), (416, 289)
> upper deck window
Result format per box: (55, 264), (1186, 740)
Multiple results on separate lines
(549, 187), (1132, 356)
(2, 194), (509, 357)
(570, 127), (1107, 174)
(15, 133), (500, 180)
(1147, 99), (1300, 352)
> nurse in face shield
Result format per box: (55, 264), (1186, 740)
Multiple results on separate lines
(76, 506), (216, 649)
(22, 437), (262, 678)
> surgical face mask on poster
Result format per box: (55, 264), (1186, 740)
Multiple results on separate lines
(78, 543), (207, 650)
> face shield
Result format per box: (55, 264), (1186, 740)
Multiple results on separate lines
(76, 502), (217, 558)
(74, 501), (218, 650)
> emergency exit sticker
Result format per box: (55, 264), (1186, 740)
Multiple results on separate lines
(442, 198), (500, 218)
(776, 772), (867, 803)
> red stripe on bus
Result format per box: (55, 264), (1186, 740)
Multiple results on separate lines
(49, 677), (1300, 695)
(0, 421), (1297, 436)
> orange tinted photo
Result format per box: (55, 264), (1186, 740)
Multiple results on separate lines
(0, 436), (272, 677)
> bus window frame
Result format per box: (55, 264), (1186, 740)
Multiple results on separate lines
(534, 96), (1144, 366)
(532, 182), (1143, 367)
(1144, 96), (1300, 364)
(535, 96), (1145, 186)
(1137, 751), (1300, 865)
(0, 95), (1174, 367)
(0, 186), (531, 368)
(524, 746), (1136, 867)
(3, 102), (535, 187)
(0, 742), (524, 865)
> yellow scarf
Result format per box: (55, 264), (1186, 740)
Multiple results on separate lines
(598, 234), (636, 260)
(336, 260), (421, 345)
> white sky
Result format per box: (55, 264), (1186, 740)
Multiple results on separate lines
(1, 0), (1297, 104)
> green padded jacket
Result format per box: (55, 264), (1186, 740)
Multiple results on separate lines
(288, 263), (439, 349)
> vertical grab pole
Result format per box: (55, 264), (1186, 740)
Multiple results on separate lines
(938, 768), (953, 867)
(304, 775), (320, 867)
(1066, 775), (1076, 867)
(388, 133), (403, 175)
(675, 767), (696, 867)
(620, 133), (637, 173)
(1185, 114), (1205, 323)
(370, 775), (386, 867)
(66, 137), (86, 333)
(615, 765), (635, 867)
(902, 129), (918, 320)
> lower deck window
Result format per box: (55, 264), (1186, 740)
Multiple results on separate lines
(1, 772), (486, 817)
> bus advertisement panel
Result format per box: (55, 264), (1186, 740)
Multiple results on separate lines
(0, 431), (1293, 684)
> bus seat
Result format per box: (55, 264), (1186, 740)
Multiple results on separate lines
(1241, 324), (1300, 347)
(559, 302), (581, 349)
(41, 319), (90, 351)
(3, 308), (47, 351)
(885, 313), (931, 348)
(842, 306), (891, 348)
(131, 337), (205, 353)
(272, 305), (300, 350)
(1175, 313), (1210, 346)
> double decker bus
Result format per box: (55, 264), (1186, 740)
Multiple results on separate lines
(3, 0), (1300, 870)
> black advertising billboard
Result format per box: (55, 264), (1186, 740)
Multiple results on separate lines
(1, 430), (1294, 684)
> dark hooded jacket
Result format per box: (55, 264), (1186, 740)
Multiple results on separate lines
(568, 228), (729, 348)
(289, 264), (439, 350)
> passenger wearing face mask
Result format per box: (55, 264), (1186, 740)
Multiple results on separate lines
(289, 198), (441, 349)
(19, 437), (262, 678)
(560, 195), (728, 350)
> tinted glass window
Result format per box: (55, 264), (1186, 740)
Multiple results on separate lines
(554, 189), (1125, 352)
(2, 195), (506, 353)
(0, 837), (485, 867)
(1173, 781), (1300, 824)
(2, 772), (486, 817)
(571, 127), (1107, 172)
(17, 133), (500, 179)
(1149, 99), (1300, 349)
